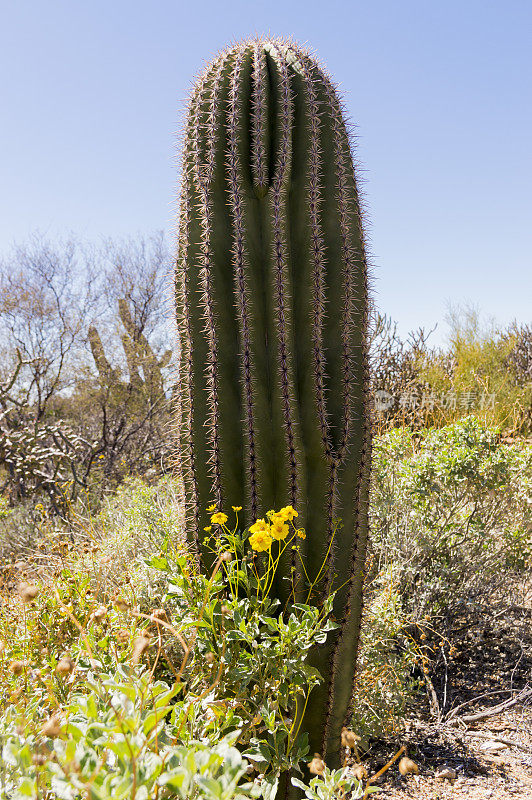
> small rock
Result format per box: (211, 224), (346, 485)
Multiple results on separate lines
(435, 767), (457, 781)
(479, 740), (508, 753)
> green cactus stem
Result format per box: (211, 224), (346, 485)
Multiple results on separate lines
(175, 37), (372, 767)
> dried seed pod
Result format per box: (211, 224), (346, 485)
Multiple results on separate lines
(151, 607), (168, 622)
(308, 754), (326, 776)
(341, 727), (360, 749)
(93, 605), (107, 621)
(114, 597), (130, 612)
(55, 657), (74, 676)
(41, 715), (62, 737)
(18, 582), (39, 603)
(398, 757), (419, 776)
(9, 660), (27, 676)
(131, 634), (151, 665)
(351, 764), (368, 781)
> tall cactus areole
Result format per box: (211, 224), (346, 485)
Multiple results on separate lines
(175, 38), (372, 764)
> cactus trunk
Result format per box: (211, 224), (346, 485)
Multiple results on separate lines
(175, 38), (372, 766)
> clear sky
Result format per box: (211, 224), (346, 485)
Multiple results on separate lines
(1, 0), (530, 341)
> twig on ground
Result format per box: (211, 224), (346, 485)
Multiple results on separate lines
(423, 671), (441, 722)
(458, 687), (532, 724)
(446, 689), (520, 721)
(364, 745), (406, 797)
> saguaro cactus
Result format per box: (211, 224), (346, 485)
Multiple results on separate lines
(175, 38), (372, 764)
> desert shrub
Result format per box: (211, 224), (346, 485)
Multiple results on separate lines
(350, 567), (421, 743)
(0, 498), (44, 565)
(0, 233), (174, 515)
(371, 310), (532, 434)
(370, 416), (532, 619)
(0, 476), (183, 592)
(0, 506), (363, 799)
(506, 323), (532, 385)
(421, 311), (531, 433)
(1, 672), (256, 800)
(91, 476), (185, 587)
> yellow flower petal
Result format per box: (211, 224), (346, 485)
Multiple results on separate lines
(280, 505), (298, 521)
(270, 521), (289, 541)
(249, 530), (272, 552)
(249, 518), (269, 534)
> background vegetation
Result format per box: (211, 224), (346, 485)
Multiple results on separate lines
(1, 232), (530, 797)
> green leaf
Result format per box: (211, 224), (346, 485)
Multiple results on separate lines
(15, 776), (36, 797)
(147, 555), (168, 570)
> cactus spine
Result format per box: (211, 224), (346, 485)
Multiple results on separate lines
(175, 38), (372, 765)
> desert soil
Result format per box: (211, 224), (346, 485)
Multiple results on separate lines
(360, 580), (532, 799)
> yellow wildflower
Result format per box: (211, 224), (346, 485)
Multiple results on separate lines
(296, 528), (306, 539)
(203, 526), (212, 532)
(249, 529), (272, 552)
(207, 504), (217, 512)
(270, 519), (289, 541)
(232, 506), (242, 512)
(249, 518), (269, 534)
(265, 509), (276, 519)
(211, 512), (228, 525)
(279, 505), (298, 521)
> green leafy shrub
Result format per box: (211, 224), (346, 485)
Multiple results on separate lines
(350, 567), (421, 743)
(292, 765), (375, 800)
(1, 668), (256, 800)
(0, 506), (343, 799)
(370, 416), (532, 617)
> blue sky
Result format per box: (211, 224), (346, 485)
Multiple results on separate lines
(1, 0), (530, 341)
